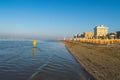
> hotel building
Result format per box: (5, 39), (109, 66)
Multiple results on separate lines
(94, 25), (108, 39)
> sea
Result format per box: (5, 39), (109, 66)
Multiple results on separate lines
(0, 40), (95, 80)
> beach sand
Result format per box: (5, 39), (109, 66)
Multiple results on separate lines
(63, 41), (120, 80)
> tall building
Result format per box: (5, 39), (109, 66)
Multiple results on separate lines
(94, 25), (108, 39)
(83, 32), (94, 39)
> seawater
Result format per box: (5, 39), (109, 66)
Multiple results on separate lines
(0, 40), (95, 80)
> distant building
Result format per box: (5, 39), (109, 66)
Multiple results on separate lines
(94, 25), (108, 39)
(116, 31), (120, 39)
(83, 32), (94, 39)
(107, 33), (116, 39)
(80, 34), (84, 38)
(74, 34), (80, 38)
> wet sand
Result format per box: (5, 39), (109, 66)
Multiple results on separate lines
(63, 41), (120, 80)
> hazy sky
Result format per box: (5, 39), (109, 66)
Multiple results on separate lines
(0, 0), (120, 40)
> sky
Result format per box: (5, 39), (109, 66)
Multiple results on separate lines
(0, 0), (120, 40)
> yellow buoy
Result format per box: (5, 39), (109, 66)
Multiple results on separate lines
(33, 39), (37, 48)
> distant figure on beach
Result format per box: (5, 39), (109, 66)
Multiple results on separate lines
(33, 39), (37, 48)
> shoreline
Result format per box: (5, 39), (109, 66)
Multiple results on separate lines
(63, 41), (120, 80)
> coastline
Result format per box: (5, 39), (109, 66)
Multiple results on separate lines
(63, 41), (120, 80)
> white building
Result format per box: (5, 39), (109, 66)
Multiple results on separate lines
(94, 25), (108, 39)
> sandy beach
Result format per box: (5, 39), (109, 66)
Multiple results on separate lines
(63, 41), (120, 80)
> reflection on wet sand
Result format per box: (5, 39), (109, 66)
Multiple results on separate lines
(32, 47), (37, 58)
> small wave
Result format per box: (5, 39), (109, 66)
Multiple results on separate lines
(28, 55), (87, 80)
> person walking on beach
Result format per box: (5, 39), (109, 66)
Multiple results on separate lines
(33, 39), (37, 48)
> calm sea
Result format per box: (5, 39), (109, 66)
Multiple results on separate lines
(0, 40), (95, 80)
